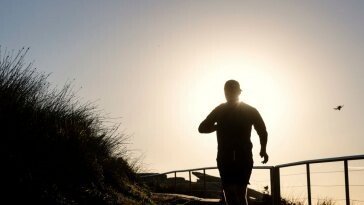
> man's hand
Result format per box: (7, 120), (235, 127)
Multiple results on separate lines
(260, 150), (269, 164)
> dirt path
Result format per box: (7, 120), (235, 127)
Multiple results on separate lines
(151, 193), (221, 205)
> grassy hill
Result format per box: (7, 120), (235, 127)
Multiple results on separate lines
(0, 47), (154, 204)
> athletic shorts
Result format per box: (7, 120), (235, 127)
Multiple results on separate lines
(217, 157), (253, 186)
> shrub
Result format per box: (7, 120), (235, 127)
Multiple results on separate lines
(0, 47), (153, 204)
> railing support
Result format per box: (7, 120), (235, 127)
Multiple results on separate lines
(189, 171), (192, 194)
(271, 167), (281, 205)
(174, 172), (177, 192)
(344, 160), (350, 205)
(203, 169), (206, 197)
(306, 163), (312, 205)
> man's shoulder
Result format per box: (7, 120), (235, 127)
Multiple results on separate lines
(217, 102), (257, 110)
(239, 102), (260, 115)
(239, 102), (256, 110)
(215, 103), (226, 109)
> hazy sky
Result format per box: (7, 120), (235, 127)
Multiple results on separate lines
(1, 1), (364, 177)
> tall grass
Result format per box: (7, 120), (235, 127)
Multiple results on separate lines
(280, 197), (339, 205)
(0, 47), (153, 204)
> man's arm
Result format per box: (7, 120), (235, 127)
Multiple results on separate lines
(198, 106), (220, 133)
(253, 109), (268, 163)
(198, 119), (217, 133)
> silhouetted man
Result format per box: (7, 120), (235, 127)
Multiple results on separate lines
(198, 80), (268, 205)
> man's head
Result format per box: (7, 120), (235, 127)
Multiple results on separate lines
(224, 80), (242, 103)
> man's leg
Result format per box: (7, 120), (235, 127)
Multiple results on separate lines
(223, 184), (248, 205)
(237, 184), (248, 205)
(223, 184), (238, 205)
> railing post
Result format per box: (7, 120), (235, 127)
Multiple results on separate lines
(174, 172), (177, 192)
(203, 169), (206, 197)
(344, 160), (350, 205)
(271, 167), (281, 205)
(189, 171), (192, 194)
(306, 163), (312, 205)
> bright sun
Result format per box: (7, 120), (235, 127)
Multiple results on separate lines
(182, 57), (288, 144)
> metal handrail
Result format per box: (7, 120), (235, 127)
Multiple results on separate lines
(140, 165), (274, 178)
(276, 154), (364, 205)
(276, 154), (364, 168)
(140, 165), (274, 200)
(141, 155), (364, 205)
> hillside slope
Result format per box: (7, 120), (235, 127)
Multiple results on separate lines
(0, 47), (153, 205)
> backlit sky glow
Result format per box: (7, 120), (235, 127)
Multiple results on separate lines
(1, 1), (364, 202)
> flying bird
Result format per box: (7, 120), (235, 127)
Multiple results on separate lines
(334, 105), (344, 110)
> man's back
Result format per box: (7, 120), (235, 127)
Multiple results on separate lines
(206, 102), (267, 162)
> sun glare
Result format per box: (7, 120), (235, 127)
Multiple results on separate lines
(195, 58), (284, 115)
(184, 57), (288, 145)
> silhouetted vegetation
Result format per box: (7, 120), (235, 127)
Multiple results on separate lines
(280, 197), (338, 205)
(0, 47), (153, 204)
